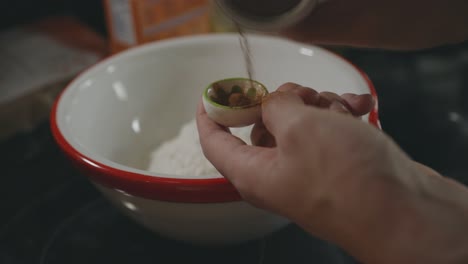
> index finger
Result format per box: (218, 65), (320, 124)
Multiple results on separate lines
(196, 101), (275, 184)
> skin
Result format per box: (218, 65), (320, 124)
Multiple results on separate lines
(198, 1), (468, 262)
(197, 84), (468, 263)
(281, 0), (468, 50)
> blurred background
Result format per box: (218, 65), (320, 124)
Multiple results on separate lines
(0, 0), (107, 33)
(1, 1), (467, 263)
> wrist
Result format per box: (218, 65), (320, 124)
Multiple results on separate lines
(298, 143), (468, 263)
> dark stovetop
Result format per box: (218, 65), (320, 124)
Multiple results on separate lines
(0, 36), (467, 263)
(0, 126), (353, 264)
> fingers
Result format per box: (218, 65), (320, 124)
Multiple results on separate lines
(330, 100), (351, 114)
(277, 82), (320, 105)
(317, 92), (350, 116)
(319, 91), (374, 116)
(251, 83), (319, 147)
(251, 121), (276, 147)
(341, 93), (375, 116)
(252, 82), (374, 147)
(318, 91), (345, 107)
(274, 83), (374, 117)
(196, 101), (274, 183)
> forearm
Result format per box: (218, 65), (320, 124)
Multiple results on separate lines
(298, 149), (468, 263)
(346, 168), (468, 264)
(283, 0), (468, 50)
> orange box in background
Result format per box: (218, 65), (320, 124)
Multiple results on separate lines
(104, 0), (212, 54)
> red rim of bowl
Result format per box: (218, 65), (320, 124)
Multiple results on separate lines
(50, 38), (381, 204)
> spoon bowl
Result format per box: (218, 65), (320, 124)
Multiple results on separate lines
(202, 78), (268, 127)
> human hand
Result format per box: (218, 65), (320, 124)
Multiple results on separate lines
(282, 0), (468, 50)
(250, 83), (375, 148)
(196, 82), (468, 263)
(196, 82), (407, 229)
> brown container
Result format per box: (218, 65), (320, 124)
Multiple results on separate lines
(103, 0), (212, 53)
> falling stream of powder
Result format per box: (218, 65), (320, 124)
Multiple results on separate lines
(236, 23), (255, 86)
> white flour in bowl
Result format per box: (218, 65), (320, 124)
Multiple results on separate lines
(148, 119), (252, 178)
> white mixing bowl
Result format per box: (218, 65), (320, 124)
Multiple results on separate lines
(51, 33), (379, 245)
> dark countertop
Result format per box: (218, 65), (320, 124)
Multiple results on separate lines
(0, 123), (353, 264)
(1, 3), (468, 263)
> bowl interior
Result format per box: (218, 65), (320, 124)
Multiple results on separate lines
(56, 34), (372, 179)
